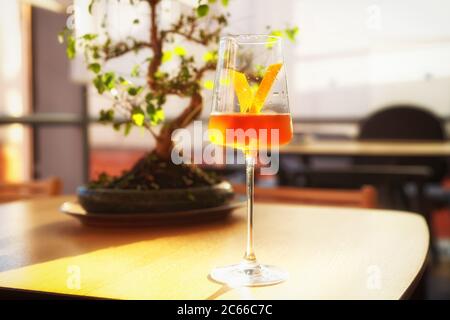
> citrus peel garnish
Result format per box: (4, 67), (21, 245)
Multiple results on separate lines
(250, 62), (282, 113)
(230, 62), (283, 114)
(229, 69), (253, 113)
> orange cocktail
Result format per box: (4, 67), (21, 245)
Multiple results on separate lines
(208, 113), (293, 150)
(208, 35), (291, 286)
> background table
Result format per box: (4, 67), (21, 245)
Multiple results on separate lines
(280, 139), (450, 156)
(0, 196), (429, 299)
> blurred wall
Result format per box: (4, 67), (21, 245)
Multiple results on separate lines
(32, 7), (86, 193)
(228, 0), (450, 119)
(0, 0), (32, 182)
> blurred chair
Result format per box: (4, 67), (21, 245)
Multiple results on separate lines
(0, 177), (62, 203)
(358, 105), (447, 182)
(359, 105), (445, 141)
(233, 184), (378, 208)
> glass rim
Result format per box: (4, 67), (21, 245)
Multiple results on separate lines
(220, 34), (282, 44)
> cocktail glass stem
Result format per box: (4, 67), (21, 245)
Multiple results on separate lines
(209, 148), (288, 286)
(244, 153), (257, 265)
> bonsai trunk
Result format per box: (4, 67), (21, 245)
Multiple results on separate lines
(155, 127), (174, 161)
(154, 91), (203, 161)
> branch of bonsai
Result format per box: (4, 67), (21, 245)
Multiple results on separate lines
(162, 29), (206, 45)
(143, 122), (160, 140)
(104, 41), (152, 60)
(147, 0), (163, 90)
(161, 13), (222, 46)
(175, 92), (203, 129)
(162, 27), (222, 46)
(195, 63), (216, 80)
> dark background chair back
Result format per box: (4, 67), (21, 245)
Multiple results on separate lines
(358, 105), (447, 181)
(359, 105), (446, 141)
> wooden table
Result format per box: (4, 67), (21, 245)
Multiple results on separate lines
(280, 139), (450, 156)
(0, 196), (429, 300)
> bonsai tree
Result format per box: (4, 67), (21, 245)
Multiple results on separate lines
(60, 0), (298, 190)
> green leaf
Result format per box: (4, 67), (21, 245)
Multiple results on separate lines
(131, 64), (140, 77)
(150, 108), (165, 125)
(103, 72), (116, 90)
(196, 4), (209, 17)
(127, 86), (143, 96)
(145, 92), (154, 102)
(118, 76), (130, 86)
(266, 30), (283, 48)
(202, 51), (216, 62)
(131, 110), (145, 126)
(99, 109), (114, 122)
(124, 122), (132, 136)
(162, 51), (173, 63)
(154, 70), (167, 79)
(270, 30), (283, 37)
(92, 46), (100, 59)
(146, 102), (156, 115)
(203, 80), (214, 90)
(113, 122), (121, 131)
(208, 0), (216, 3)
(285, 26), (299, 42)
(174, 46), (187, 56)
(221, 0), (229, 6)
(156, 94), (166, 106)
(93, 75), (105, 94)
(88, 63), (101, 74)
(82, 33), (97, 41)
(146, 102), (165, 125)
(66, 35), (76, 59)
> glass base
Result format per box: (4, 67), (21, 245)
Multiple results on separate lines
(210, 262), (288, 287)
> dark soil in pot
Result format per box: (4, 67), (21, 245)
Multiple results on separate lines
(78, 152), (235, 214)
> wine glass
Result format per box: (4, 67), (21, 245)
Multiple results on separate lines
(208, 34), (293, 286)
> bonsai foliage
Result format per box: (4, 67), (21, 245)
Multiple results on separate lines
(59, 0), (298, 161)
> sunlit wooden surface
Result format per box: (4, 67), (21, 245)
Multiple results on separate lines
(281, 140), (450, 156)
(0, 196), (428, 300)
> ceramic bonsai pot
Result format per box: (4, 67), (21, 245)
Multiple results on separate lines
(77, 181), (234, 214)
